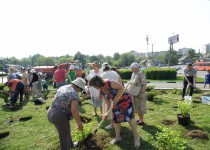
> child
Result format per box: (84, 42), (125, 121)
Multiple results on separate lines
(204, 70), (210, 88)
(42, 78), (48, 91)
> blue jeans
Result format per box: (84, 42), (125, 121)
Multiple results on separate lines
(56, 81), (66, 89)
(11, 82), (24, 105)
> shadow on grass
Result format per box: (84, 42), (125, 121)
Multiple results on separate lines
(142, 124), (161, 136)
(152, 98), (169, 105)
(106, 125), (156, 150)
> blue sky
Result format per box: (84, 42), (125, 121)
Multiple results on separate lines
(0, 0), (210, 59)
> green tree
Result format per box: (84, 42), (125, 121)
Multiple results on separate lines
(113, 52), (120, 60)
(43, 57), (55, 66)
(74, 51), (87, 69)
(165, 50), (179, 65)
(119, 53), (136, 67)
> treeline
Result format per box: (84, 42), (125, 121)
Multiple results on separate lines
(2, 51), (138, 69)
(1, 48), (199, 69)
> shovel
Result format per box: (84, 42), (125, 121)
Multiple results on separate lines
(82, 82), (130, 143)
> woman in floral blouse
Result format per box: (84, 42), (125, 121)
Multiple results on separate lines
(47, 78), (85, 150)
(89, 75), (140, 148)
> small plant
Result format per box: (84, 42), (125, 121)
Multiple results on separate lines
(193, 87), (203, 94)
(170, 88), (182, 95)
(147, 90), (159, 101)
(42, 91), (49, 99)
(155, 125), (187, 150)
(0, 90), (10, 103)
(72, 122), (94, 142)
(0, 83), (5, 90)
(146, 85), (155, 92)
(177, 100), (191, 117)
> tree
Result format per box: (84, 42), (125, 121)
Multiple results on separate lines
(165, 50), (179, 65)
(74, 51), (87, 69)
(119, 53), (136, 67)
(187, 49), (196, 58)
(42, 57), (55, 66)
(113, 52), (120, 60)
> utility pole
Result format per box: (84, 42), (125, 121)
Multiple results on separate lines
(145, 35), (150, 58)
(145, 34), (151, 68)
(151, 44), (153, 60)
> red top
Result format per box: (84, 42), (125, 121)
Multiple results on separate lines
(8, 79), (20, 92)
(53, 69), (66, 82)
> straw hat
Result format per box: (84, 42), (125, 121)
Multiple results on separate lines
(70, 65), (75, 70)
(72, 78), (86, 91)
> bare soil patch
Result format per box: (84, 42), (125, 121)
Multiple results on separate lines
(187, 130), (209, 140)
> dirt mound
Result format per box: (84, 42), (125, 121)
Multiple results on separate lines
(162, 119), (176, 125)
(187, 130), (209, 140)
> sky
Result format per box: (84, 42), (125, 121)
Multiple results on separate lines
(0, 0), (210, 59)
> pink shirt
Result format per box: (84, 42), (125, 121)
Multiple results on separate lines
(54, 69), (66, 82)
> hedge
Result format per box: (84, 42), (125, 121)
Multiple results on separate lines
(0, 73), (7, 77)
(118, 69), (132, 80)
(143, 68), (177, 80)
(114, 68), (177, 80)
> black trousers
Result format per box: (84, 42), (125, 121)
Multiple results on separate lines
(182, 76), (194, 98)
(11, 82), (24, 105)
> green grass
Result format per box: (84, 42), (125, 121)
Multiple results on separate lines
(0, 90), (210, 150)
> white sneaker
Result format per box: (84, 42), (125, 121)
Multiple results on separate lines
(105, 124), (113, 130)
(134, 135), (140, 148)
(110, 137), (121, 145)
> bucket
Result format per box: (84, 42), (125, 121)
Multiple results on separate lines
(201, 96), (210, 105)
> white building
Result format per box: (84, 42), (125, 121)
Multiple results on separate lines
(178, 48), (191, 56)
(202, 43), (210, 54)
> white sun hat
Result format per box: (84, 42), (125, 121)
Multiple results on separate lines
(102, 62), (110, 70)
(70, 65), (75, 70)
(130, 62), (139, 68)
(72, 78), (86, 90)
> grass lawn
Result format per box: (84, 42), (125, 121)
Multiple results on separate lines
(0, 89), (210, 150)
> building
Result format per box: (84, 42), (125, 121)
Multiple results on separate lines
(130, 50), (146, 57)
(202, 43), (210, 54)
(178, 48), (191, 56)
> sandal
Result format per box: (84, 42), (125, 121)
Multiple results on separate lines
(137, 121), (144, 125)
(110, 137), (121, 145)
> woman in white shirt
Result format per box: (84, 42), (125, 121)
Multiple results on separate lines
(86, 61), (103, 116)
(101, 62), (122, 129)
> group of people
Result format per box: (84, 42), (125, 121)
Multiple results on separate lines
(52, 64), (76, 89)
(5, 67), (47, 109)
(47, 61), (146, 149)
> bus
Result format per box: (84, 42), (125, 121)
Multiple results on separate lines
(193, 61), (210, 71)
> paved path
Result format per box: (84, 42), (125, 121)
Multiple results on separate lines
(147, 82), (209, 90)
